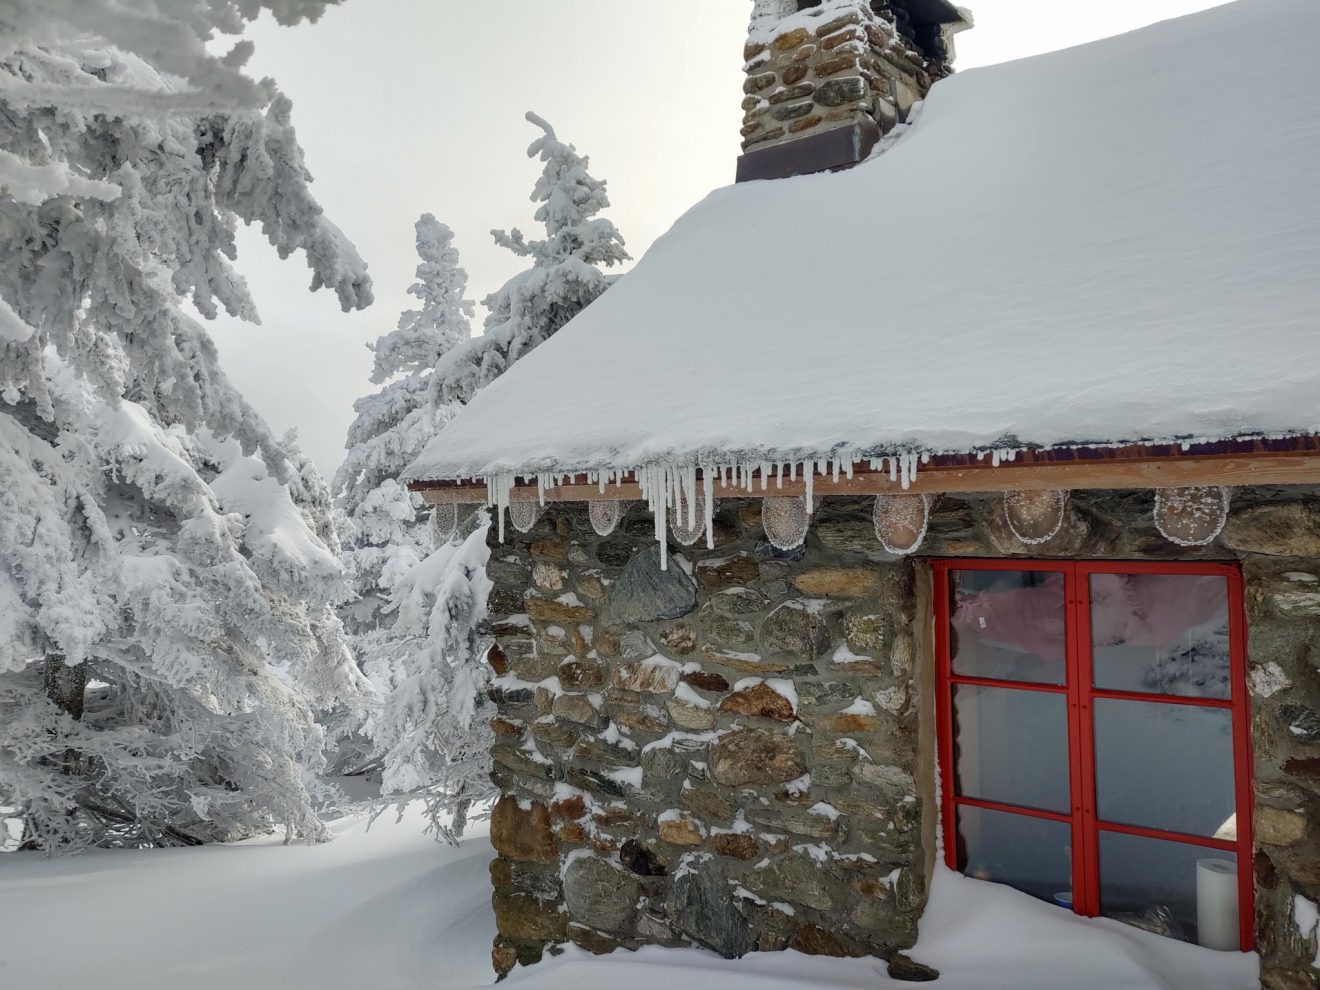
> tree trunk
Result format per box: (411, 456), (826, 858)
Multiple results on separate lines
(43, 654), (85, 775)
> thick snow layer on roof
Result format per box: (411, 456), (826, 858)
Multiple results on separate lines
(409, 0), (1320, 484)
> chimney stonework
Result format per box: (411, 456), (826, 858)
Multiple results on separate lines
(737, 0), (970, 182)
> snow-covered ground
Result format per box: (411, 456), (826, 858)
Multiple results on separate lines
(0, 806), (1258, 989)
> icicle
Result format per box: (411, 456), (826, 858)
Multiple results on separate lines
(804, 467), (814, 513)
(703, 470), (715, 550)
(888, 457), (898, 483)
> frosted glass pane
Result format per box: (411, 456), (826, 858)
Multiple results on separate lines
(954, 684), (1070, 813)
(957, 805), (1073, 908)
(950, 570), (1067, 685)
(1094, 699), (1235, 837)
(1090, 573), (1231, 699)
(1099, 831), (1239, 949)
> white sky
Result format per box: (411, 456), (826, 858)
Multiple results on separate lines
(209, 0), (1231, 475)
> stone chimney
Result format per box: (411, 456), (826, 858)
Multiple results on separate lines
(737, 0), (971, 182)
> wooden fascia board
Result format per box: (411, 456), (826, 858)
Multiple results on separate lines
(410, 452), (1320, 505)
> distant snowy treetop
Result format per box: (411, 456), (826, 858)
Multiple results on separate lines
(407, 0), (1320, 486)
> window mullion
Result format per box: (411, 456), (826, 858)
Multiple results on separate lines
(1066, 562), (1100, 918)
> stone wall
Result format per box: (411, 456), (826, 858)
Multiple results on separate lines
(740, 1), (951, 158)
(485, 496), (933, 978)
(483, 487), (1320, 988)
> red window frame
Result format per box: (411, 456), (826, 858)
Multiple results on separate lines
(931, 558), (1254, 951)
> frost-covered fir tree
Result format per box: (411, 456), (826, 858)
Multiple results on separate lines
(335, 216), (474, 641)
(331, 216), (476, 788)
(0, 18), (370, 850)
(431, 112), (630, 404)
(364, 115), (629, 841)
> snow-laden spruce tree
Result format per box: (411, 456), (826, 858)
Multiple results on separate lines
(361, 115), (628, 841)
(335, 216), (474, 642)
(331, 215), (476, 787)
(431, 112), (630, 405)
(0, 20), (370, 850)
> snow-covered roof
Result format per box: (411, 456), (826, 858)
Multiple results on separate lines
(407, 0), (1320, 486)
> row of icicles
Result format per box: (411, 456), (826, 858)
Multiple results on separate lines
(430, 478), (1232, 566)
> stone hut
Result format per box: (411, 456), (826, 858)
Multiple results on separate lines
(404, 1), (1320, 986)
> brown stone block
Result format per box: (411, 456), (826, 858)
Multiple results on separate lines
(683, 670), (730, 692)
(493, 889), (567, 941)
(551, 795), (586, 821)
(612, 659), (681, 694)
(658, 816), (705, 846)
(488, 643), (510, 676)
(492, 717), (524, 738)
(819, 29), (863, 52)
(744, 41), (768, 61)
(742, 126), (786, 150)
(787, 925), (863, 957)
(490, 795), (558, 864)
(709, 728), (806, 786)
(701, 646), (790, 674)
(744, 72), (777, 94)
(556, 822), (587, 844)
(794, 567), (881, 598)
(527, 596), (594, 624)
(697, 554), (760, 589)
(491, 942), (518, 978)
(815, 13), (862, 37)
(712, 833), (760, 860)
(1257, 806), (1309, 847)
(815, 54), (859, 79)
(782, 64), (809, 86)
(819, 712), (880, 734)
(530, 538), (567, 560)
(772, 28), (810, 51)
(768, 83), (815, 106)
(681, 785), (736, 823)
(719, 682), (796, 722)
(788, 116), (825, 135)
(568, 924), (621, 956)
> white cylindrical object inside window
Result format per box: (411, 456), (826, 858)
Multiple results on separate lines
(1195, 857), (1239, 951)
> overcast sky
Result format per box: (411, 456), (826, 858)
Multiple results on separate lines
(210, 0), (1230, 476)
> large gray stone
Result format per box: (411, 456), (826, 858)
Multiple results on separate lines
(563, 855), (640, 933)
(602, 545), (698, 625)
(1223, 502), (1320, 557)
(666, 865), (756, 958)
(741, 854), (832, 911)
(760, 601), (832, 660)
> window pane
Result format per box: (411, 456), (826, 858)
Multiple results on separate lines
(951, 570), (1067, 685)
(954, 684), (1070, 813)
(1094, 698), (1236, 837)
(957, 805), (1073, 907)
(1090, 573), (1231, 699)
(1099, 831), (1240, 949)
